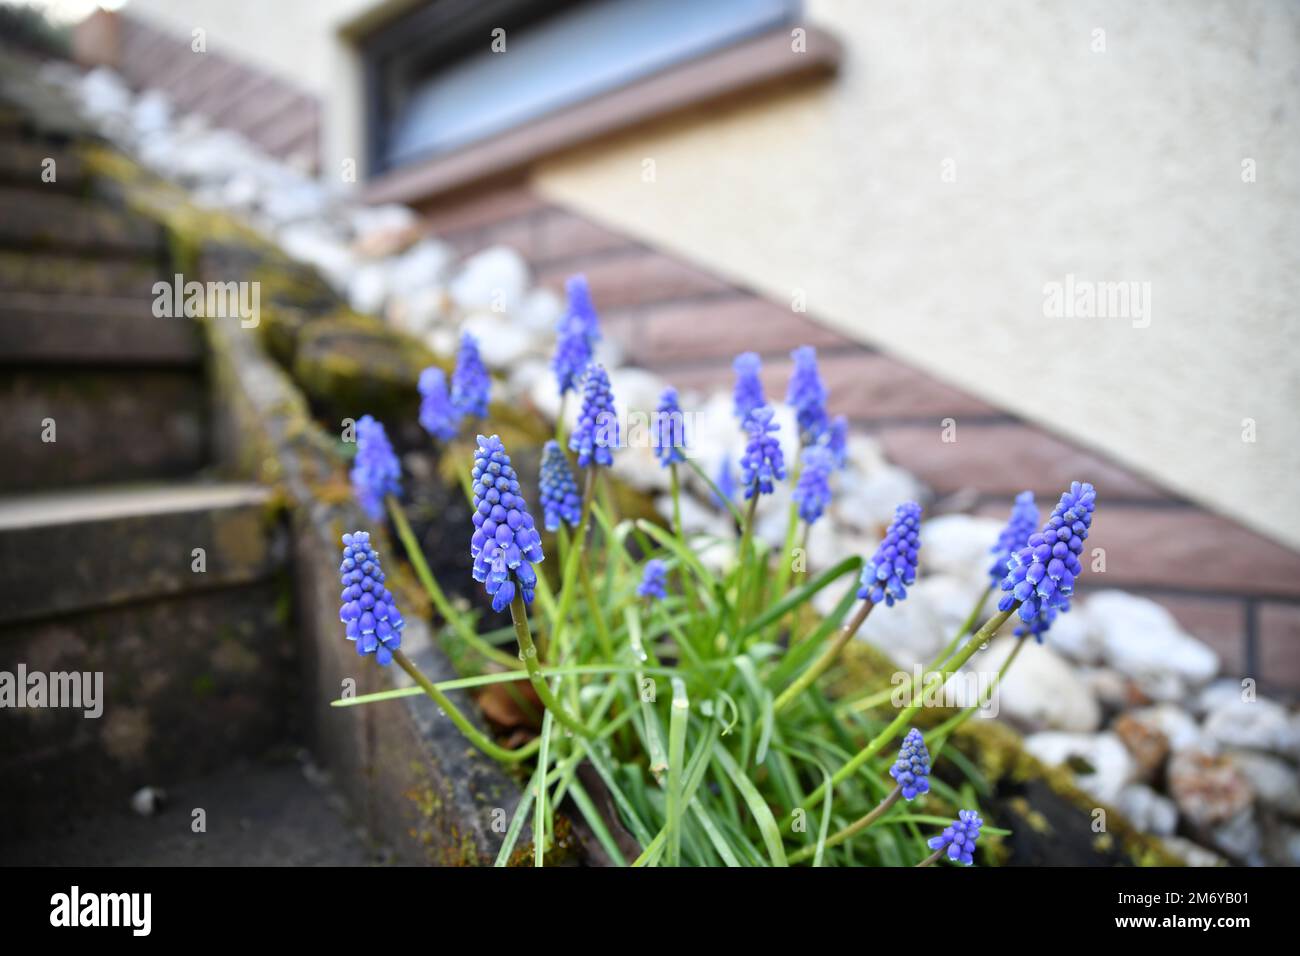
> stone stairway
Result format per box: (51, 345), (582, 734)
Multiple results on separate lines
(0, 64), (369, 862)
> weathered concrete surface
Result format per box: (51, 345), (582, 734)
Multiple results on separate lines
(0, 368), (207, 491)
(0, 483), (281, 624)
(1, 756), (375, 866)
(0, 580), (295, 844)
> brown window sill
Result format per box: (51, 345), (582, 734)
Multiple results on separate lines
(362, 24), (841, 206)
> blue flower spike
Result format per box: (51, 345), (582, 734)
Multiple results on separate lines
(989, 491), (1039, 586)
(470, 435), (545, 613)
(451, 331), (490, 419)
(553, 275), (601, 395)
(417, 366), (460, 441)
(793, 443), (835, 525)
(824, 415), (849, 470)
(927, 810), (984, 866)
(339, 531), (405, 666)
(654, 387), (687, 468)
(889, 728), (931, 801)
(857, 502), (923, 607)
(787, 345), (829, 445)
(637, 559), (668, 601)
(739, 404), (786, 498)
(350, 414), (402, 521)
(539, 439), (582, 532)
(714, 455), (737, 509)
(732, 352), (765, 423)
(569, 363), (619, 468)
(997, 482), (1097, 639)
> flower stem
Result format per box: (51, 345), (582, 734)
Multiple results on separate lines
(669, 462), (684, 542)
(548, 467), (597, 656)
(926, 584), (993, 673)
(773, 599), (874, 713)
(734, 491), (761, 628)
(789, 785), (901, 863)
(510, 591), (593, 738)
(385, 495), (518, 669)
(797, 605), (1017, 813)
(929, 634), (1028, 755)
(391, 648), (540, 763)
(915, 847), (946, 867)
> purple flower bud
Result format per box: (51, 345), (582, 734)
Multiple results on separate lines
(857, 502), (922, 607)
(564, 274), (601, 344)
(637, 559), (668, 601)
(732, 352), (765, 422)
(787, 346), (829, 444)
(553, 275), (601, 395)
(927, 810), (984, 865)
(350, 415), (402, 521)
(824, 415), (849, 470)
(739, 404), (785, 498)
(470, 435), (545, 613)
(451, 332), (490, 419)
(714, 454), (736, 509)
(997, 482), (1097, 637)
(569, 364), (618, 469)
(539, 439), (582, 532)
(654, 387), (687, 467)
(889, 728), (931, 801)
(339, 531), (404, 666)
(793, 443), (835, 525)
(989, 491), (1039, 586)
(417, 366), (460, 441)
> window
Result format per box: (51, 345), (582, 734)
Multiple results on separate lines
(361, 0), (804, 177)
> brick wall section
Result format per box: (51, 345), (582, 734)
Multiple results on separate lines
(83, 13), (320, 172)
(416, 180), (1300, 696)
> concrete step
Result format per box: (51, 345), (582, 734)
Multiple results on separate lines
(0, 482), (280, 625)
(0, 137), (86, 192)
(0, 366), (207, 490)
(0, 579), (297, 843)
(0, 293), (203, 366)
(0, 755), (376, 864)
(0, 249), (165, 297)
(0, 185), (164, 254)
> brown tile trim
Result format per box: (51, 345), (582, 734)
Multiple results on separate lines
(363, 25), (842, 205)
(74, 11), (322, 172)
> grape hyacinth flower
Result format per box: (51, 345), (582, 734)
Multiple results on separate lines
(351, 415), (402, 521)
(1016, 604), (1058, 642)
(732, 352), (765, 422)
(739, 405), (786, 498)
(417, 366), (460, 441)
(889, 728), (931, 801)
(989, 491), (1039, 586)
(539, 439), (582, 532)
(653, 387), (687, 468)
(338, 531), (405, 666)
(714, 455), (737, 508)
(552, 275), (601, 396)
(787, 346), (829, 444)
(793, 443), (835, 525)
(637, 559), (668, 601)
(470, 435), (545, 613)
(451, 332), (490, 419)
(857, 502), (922, 607)
(569, 364), (618, 468)
(824, 415), (849, 470)
(564, 274), (601, 344)
(927, 810), (984, 866)
(998, 481), (1097, 631)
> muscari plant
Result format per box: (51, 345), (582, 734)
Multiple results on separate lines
(334, 278), (1100, 867)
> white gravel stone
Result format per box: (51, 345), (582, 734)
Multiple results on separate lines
(1023, 731), (1137, 803)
